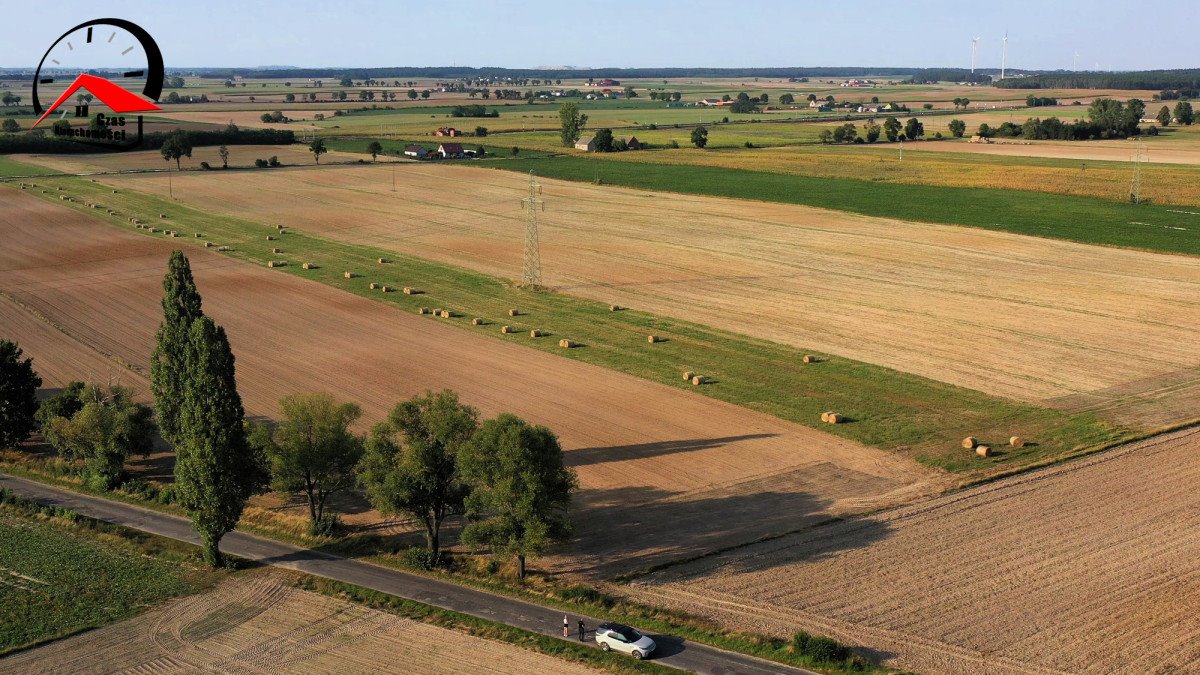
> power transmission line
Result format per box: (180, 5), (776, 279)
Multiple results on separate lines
(520, 171), (544, 287)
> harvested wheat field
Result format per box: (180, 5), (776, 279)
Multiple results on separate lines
(0, 574), (597, 674)
(0, 189), (938, 577)
(899, 136), (1200, 165)
(633, 427), (1200, 674)
(83, 161), (1200, 427)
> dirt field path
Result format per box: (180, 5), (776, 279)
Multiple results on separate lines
(901, 136), (1200, 165)
(78, 161), (1200, 427)
(0, 188), (939, 577)
(631, 427), (1200, 674)
(0, 574), (600, 674)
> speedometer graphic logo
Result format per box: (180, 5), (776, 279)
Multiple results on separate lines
(30, 18), (164, 149)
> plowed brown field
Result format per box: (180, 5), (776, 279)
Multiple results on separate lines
(0, 189), (937, 577)
(0, 574), (598, 674)
(68, 160), (1200, 427)
(633, 427), (1200, 675)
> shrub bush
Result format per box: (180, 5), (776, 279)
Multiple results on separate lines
(199, 161), (211, 169)
(254, 158), (269, 168)
(268, 155), (280, 167)
(310, 512), (342, 537)
(793, 631), (850, 663)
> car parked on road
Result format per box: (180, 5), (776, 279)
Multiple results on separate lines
(595, 622), (656, 659)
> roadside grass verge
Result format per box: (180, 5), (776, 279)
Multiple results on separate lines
(0, 488), (223, 655)
(4, 170), (1129, 471)
(488, 154), (1200, 256)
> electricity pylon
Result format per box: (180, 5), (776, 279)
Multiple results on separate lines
(520, 171), (544, 287)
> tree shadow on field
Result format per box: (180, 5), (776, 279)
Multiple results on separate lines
(561, 484), (893, 581)
(566, 434), (778, 468)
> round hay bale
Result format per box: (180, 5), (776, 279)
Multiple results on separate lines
(112, 189), (118, 193)
(500, 325), (513, 334)
(369, 282), (380, 290)
(559, 339), (575, 348)
(820, 412), (831, 423)
(279, 229), (287, 234)
(381, 286), (392, 293)
(647, 335), (659, 344)
(169, 232), (179, 238)
(57, 187), (63, 191)
(267, 261), (286, 268)
(159, 214), (167, 219)
(530, 329), (542, 338)
(691, 375), (705, 386)
(378, 258), (388, 264)
(195, 233), (203, 238)
(302, 262), (315, 269)
(344, 272), (355, 279)
(266, 235), (276, 241)
(826, 413), (844, 424)
(204, 241), (214, 248)
(402, 287), (420, 295)
(276, 224), (285, 230)
(471, 318), (484, 326)
(976, 446), (992, 458)
(682, 370), (694, 381)
(609, 304), (622, 312)
(1009, 436), (1024, 448)
(418, 307), (431, 315)
(508, 309), (519, 317)
(802, 355), (817, 364)
(962, 436), (977, 449)
(217, 246), (231, 252)
(440, 310), (452, 318)
(272, 247), (281, 254)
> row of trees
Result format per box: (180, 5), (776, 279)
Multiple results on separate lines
(0, 253), (577, 575)
(818, 117), (924, 144)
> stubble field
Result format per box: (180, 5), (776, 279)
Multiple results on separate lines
(2, 574), (599, 674)
(0, 189), (937, 577)
(80, 160), (1200, 428)
(632, 427), (1200, 675)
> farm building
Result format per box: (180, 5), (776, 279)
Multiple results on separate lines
(403, 145), (429, 158)
(625, 136), (642, 150)
(435, 127), (459, 137)
(574, 136), (596, 152)
(438, 143), (465, 158)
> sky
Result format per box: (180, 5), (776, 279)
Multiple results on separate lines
(1, 0), (1196, 71)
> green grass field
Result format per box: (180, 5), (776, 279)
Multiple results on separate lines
(0, 496), (221, 655)
(7, 169), (1130, 473)
(485, 155), (1200, 255)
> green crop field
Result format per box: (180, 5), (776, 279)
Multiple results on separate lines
(8, 168), (1131, 473)
(0, 499), (221, 655)
(484, 154), (1200, 255)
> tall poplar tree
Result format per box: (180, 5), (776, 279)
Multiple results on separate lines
(151, 251), (204, 448)
(174, 316), (268, 567)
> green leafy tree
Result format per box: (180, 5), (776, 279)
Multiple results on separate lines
(0, 340), (41, 450)
(779, 93), (794, 104)
(1157, 105), (1172, 127)
(309, 137), (327, 164)
(558, 101), (589, 147)
(253, 392), (363, 534)
(159, 130), (193, 170)
(175, 316), (268, 567)
(1174, 101), (1194, 125)
(593, 128), (614, 152)
(864, 120), (881, 143)
(904, 117), (924, 139)
(1, 118), (19, 133)
(977, 122), (991, 138)
(367, 141), (383, 162)
(151, 251), (204, 448)
(217, 145), (230, 169)
(36, 381), (86, 432)
(690, 125), (708, 148)
(948, 119), (967, 138)
(459, 414), (577, 579)
(883, 117), (902, 142)
(359, 390), (478, 566)
(43, 384), (153, 489)
(818, 129), (832, 144)
(407, 89), (418, 100)
(832, 123), (857, 143)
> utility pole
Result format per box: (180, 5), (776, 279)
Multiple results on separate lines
(168, 169), (173, 199)
(899, 137), (903, 162)
(1130, 140), (1145, 204)
(520, 171), (543, 287)
(391, 165), (396, 192)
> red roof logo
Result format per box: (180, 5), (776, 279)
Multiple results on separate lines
(32, 73), (160, 128)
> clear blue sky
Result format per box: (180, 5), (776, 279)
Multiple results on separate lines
(0, 0), (1195, 71)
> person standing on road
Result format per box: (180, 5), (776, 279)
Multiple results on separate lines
(578, 619), (586, 642)
(563, 615), (569, 637)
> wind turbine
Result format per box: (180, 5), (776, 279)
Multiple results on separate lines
(971, 37), (982, 74)
(1000, 31), (1008, 79)
(1073, 51), (1080, 71)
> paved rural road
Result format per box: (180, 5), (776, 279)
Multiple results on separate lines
(0, 474), (810, 675)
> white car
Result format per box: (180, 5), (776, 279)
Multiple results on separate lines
(595, 622), (656, 659)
